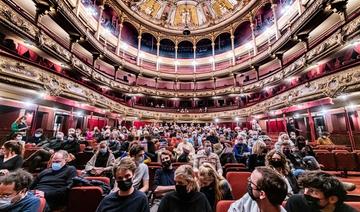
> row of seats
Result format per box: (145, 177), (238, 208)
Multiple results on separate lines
(312, 145), (351, 151)
(315, 150), (360, 173)
(216, 200), (360, 212)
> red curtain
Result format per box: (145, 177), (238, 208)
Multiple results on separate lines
(353, 43), (360, 54)
(28, 50), (38, 61)
(16, 43), (28, 56)
(87, 118), (106, 130)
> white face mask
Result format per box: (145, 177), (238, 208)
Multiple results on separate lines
(0, 197), (12, 209)
(16, 136), (22, 141)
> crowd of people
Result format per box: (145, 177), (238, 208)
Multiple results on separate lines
(0, 118), (357, 212)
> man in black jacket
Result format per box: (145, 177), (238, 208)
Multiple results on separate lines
(30, 150), (77, 210)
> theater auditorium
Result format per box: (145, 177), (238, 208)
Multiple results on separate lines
(0, 0), (360, 211)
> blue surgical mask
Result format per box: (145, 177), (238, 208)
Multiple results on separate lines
(99, 148), (107, 154)
(0, 197), (12, 209)
(52, 162), (63, 171)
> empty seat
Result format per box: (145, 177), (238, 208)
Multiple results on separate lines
(226, 172), (251, 199)
(315, 152), (337, 171)
(224, 163), (247, 174)
(335, 152), (359, 173)
(216, 200), (235, 212)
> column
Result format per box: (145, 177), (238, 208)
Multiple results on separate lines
(75, 0), (81, 16)
(230, 28), (235, 66)
(115, 17), (124, 55)
(213, 78), (216, 89)
(249, 15), (258, 55)
(282, 113), (287, 134)
(297, 0), (304, 15)
(211, 38), (215, 71)
(137, 30), (142, 66)
(344, 107), (356, 151)
(307, 108), (316, 142)
(95, 5), (104, 40)
(156, 40), (160, 71)
(193, 45), (196, 73)
(233, 73), (236, 86)
(271, 3), (280, 40)
(175, 45), (178, 73)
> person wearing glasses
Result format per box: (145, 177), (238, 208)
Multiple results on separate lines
(228, 166), (288, 212)
(0, 169), (40, 211)
(96, 157), (149, 212)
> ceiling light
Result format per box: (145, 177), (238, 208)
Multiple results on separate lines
(24, 101), (34, 107)
(214, 118), (219, 123)
(121, 42), (128, 50)
(235, 117), (240, 122)
(76, 111), (83, 116)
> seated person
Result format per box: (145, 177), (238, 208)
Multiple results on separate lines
(113, 144), (149, 193)
(85, 141), (115, 177)
(285, 171), (357, 212)
(0, 170), (41, 211)
(175, 139), (195, 161)
(153, 150), (175, 196)
(61, 133), (80, 155)
(27, 128), (47, 145)
(0, 140), (23, 175)
(30, 150), (77, 211)
(193, 141), (223, 176)
(198, 163), (233, 211)
(158, 165), (212, 212)
(233, 136), (250, 164)
(316, 131), (334, 145)
(247, 141), (267, 171)
(26, 132), (65, 172)
(96, 157), (149, 212)
(228, 166), (288, 212)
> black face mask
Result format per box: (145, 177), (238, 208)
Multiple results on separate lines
(247, 182), (259, 201)
(162, 160), (171, 168)
(117, 178), (133, 191)
(283, 149), (291, 155)
(304, 194), (322, 209)
(176, 185), (188, 198)
(270, 160), (283, 168)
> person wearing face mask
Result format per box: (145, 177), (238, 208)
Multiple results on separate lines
(285, 171), (357, 212)
(228, 166), (288, 212)
(30, 150), (77, 211)
(25, 132), (65, 172)
(96, 157), (149, 212)
(265, 149), (299, 196)
(85, 141), (115, 177)
(0, 170), (41, 212)
(153, 151), (175, 196)
(27, 128), (47, 145)
(198, 163), (233, 211)
(158, 164), (212, 212)
(61, 133), (80, 155)
(193, 141), (223, 176)
(113, 144), (149, 193)
(316, 131), (334, 145)
(0, 141), (23, 176)
(233, 135), (251, 164)
(175, 138), (195, 161)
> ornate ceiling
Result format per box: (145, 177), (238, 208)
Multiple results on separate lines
(121, 0), (244, 31)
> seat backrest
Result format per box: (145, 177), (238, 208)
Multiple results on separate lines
(67, 187), (103, 212)
(38, 196), (46, 212)
(216, 200), (235, 212)
(85, 176), (110, 185)
(334, 152), (358, 171)
(226, 172), (251, 199)
(315, 152), (337, 170)
(345, 202), (360, 211)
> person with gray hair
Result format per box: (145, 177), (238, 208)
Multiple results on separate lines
(0, 169), (41, 211)
(85, 140), (115, 177)
(30, 150), (77, 211)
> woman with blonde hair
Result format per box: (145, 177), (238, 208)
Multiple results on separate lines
(158, 164), (212, 212)
(198, 163), (233, 211)
(265, 149), (299, 196)
(247, 140), (267, 171)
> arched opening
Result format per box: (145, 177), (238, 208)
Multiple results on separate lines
(214, 33), (231, 55)
(159, 39), (175, 58)
(196, 39), (212, 58)
(121, 22), (139, 48)
(141, 33), (157, 55)
(234, 21), (251, 48)
(177, 40), (194, 59)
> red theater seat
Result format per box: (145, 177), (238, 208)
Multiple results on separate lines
(224, 163), (247, 174)
(315, 152), (337, 171)
(226, 172), (251, 199)
(334, 152), (358, 172)
(67, 186), (103, 212)
(85, 176), (110, 185)
(38, 197), (46, 212)
(216, 200), (235, 212)
(346, 202), (360, 211)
